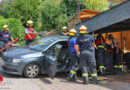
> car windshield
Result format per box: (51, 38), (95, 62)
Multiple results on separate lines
(28, 37), (56, 51)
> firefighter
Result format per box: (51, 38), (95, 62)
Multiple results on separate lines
(75, 25), (98, 84)
(95, 34), (106, 75)
(0, 25), (14, 56)
(68, 29), (79, 81)
(105, 34), (114, 74)
(25, 20), (39, 45)
(109, 34), (123, 73)
(60, 26), (69, 36)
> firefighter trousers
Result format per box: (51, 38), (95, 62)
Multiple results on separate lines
(80, 50), (97, 77)
(105, 52), (113, 73)
(69, 52), (79, 71)
(113, 49), (123, 71)
(68, 52), (79, 79)
(97, 48), (105, 72)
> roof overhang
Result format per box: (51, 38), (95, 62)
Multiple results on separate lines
(68, 9), (100, 23)
(75, 0), (130, 34)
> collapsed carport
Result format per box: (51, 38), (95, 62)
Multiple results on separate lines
(75, 0), (130, 68)
(75, 0), (130, 33)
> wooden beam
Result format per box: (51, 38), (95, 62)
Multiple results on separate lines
(109, 25), (130, 27)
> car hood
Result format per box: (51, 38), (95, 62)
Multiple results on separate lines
(4, 47), (42, 58)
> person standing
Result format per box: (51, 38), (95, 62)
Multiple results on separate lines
(110, 34), (123, 73)
(75, 25), (98, 84)
(25, 20), (39, 45)
(105, 34), (114, 74)
(68, 29), (79, 81)
(95, 34), (106, 75)
(0, 25), (14, 56)
(60, 26), (69, 36)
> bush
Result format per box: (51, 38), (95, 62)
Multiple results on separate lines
(10, 0), (41, 28)
(0, 16), (4, 20)
(41, 0), (66, 31)
(0, 16), (25, 45)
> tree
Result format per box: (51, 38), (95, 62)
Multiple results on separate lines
(10, 0), (42, 27)
(0, 0), (12, 18)
(55, 14), (68, 32)
(41, 0), (68, 31)
(60, 0), (86, 17)
(108, 0), (121, 8)
(83, 0), (109, 11)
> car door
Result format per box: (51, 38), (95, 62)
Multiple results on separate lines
(43, 43), (63, 79)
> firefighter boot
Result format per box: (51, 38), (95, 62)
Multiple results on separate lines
(119, 68), (123, 73)
(119, 65), (123, 73)
(100, 68), (105, 75)
(83, 76), (89, 85)
(92, 77), (98, 84)
(114, 68), (119, 73)
(68, 73), (76, 81)
(68, 70), (76, 82)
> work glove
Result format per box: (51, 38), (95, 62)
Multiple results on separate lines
(77, 52), (80, 58)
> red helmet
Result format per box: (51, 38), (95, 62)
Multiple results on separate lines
(79, 25), (88, 34)
(69, 29), (77, 36)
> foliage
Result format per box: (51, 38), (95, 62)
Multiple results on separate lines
(41, 0), (68, 31)
(9, 0), (42, 29)
(0, 0), (110, 35)
(83, 0), (109, 11)
(55, 14), (68, 32)
(0, 16), (25, 45)
(60, 0), (86, 17)
(0, 15), (4, 19)
(0, 0), (12, 18)
(109, 1), (121, 8)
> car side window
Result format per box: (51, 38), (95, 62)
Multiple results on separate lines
(48, 43), (63, 57)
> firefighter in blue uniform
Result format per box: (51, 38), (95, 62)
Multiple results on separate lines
(68, 29), (79, 81)
(0, 25), (14, 56)
(60, 26), (69, 36)
(95, 34), (106, 75)
(75, 25), (98, 84)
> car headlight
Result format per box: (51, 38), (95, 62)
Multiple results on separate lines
(12, 58), (22, 63)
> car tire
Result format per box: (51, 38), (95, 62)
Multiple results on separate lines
(24, 63), (40, 78)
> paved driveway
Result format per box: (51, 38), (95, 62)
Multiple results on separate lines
(0, 60), (129, 90)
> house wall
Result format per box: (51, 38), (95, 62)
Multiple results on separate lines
(122, 31), (130, 51)
(104, 31), (130, 51)
(68, 15), (80, 30)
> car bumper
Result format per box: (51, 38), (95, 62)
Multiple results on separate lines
(0, 58), (23, 75)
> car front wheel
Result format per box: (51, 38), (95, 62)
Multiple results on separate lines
(24, 63), (40, 78)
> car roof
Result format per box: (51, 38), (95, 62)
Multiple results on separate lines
(41, 35), (69, 41)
